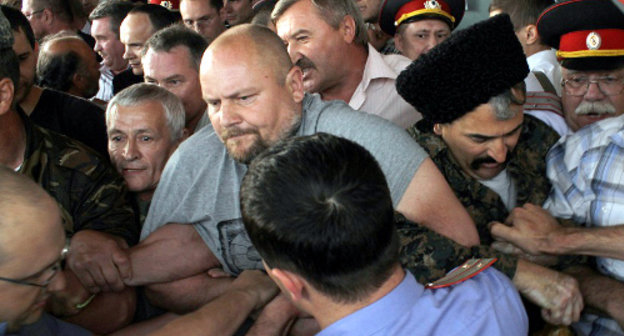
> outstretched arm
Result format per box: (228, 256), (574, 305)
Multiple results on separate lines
(490, 203), (624, 260)
(125, 223), (221, 286)
(148, 270), (279, 336)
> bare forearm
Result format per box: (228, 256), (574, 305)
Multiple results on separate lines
(548, 226), (624, 260)
(145, 273), (233, 313)
(127, 224), (220, 286)
(149, 289), (257, 336)
(565, 265), (624, 325)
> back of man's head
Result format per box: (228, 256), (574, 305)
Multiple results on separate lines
(143, 24), (208, 71)
(36, 32), (94, 95)
(89, 0), (135, 38)
(490, 0), (553, 33)
(128, 4), (177, 31)
(241, 133), (399, 303)
(271, 0), (368, 47)
(29, 0), (79, 25)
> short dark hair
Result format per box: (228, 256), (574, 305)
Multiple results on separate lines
(1, 5), (35, 48)
(0, 47), (19, 87)
(29, 0), (82, 24)
(241, 133), (399, 303)
(89, 0), (135, 38)
(142, 24), (208, 70)
(128, 4), (177, 31)
(251, 0), (276, 26)
(490, 0), (554, 31)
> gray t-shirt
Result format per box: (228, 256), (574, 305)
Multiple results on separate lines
(141, 94), (427, 275)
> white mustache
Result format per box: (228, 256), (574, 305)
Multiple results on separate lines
(575, 101), (617, 115)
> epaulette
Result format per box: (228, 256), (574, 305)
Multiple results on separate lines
(425, 258), (497, 289)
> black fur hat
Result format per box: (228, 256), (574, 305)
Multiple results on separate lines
(396, 14), (529, 125)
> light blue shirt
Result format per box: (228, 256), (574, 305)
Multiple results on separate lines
(318, 269), (528, 336)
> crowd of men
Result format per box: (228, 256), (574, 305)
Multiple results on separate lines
(0, 0), (624, 335)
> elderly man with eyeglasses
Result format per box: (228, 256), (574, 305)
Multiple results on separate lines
(0, 166), (90, 336)
(489, 1), (624, 335)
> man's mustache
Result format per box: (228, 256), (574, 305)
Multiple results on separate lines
(296, 56), (316, 71)
(221, 127), (258, 141)
(470, 156), (498, 170)
(575, 101), (616, 116)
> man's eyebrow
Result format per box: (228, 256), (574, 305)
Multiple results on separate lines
(465, 122), (523, 140)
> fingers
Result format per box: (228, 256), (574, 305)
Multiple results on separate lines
(491, 241), (524, 255)
(490, 221), (517, 243)
(68, 255), (102, 293)
(207, 268), (231, 278)
(113, 249), (132, 281)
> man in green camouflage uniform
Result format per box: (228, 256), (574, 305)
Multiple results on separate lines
(0, 14), (137, 333)
(408, 112), (559, 243)
(396, 14), (585, 328)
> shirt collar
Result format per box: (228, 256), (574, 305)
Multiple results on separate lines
(317, 271), (423, 336)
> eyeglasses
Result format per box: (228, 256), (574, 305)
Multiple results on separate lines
(0, 241), (69, 288)
(561, 75), (624, 97)
(24, 9), (44, 20)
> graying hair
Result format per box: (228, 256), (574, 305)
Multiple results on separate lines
(106, 83), (186, 141)
(488, 81), (526, 120)
(271, 0), (368, 47)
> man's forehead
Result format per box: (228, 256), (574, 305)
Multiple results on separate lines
(12, 29), (33, 53)
(144, 47), (194, 69)
(275, 1), (326, 34)
(563, 67), (624, 77)
(110, 102), (167, 125)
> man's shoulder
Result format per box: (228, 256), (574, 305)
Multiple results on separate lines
(33, 125), (112, 177)
(406, 123), (446, 157)
(550, 114), (624, 165)
(520, 114), (561, 154)
(380, 52), (412, 72)
(569, 114), (624, 148)
(40, 88), (103, 112)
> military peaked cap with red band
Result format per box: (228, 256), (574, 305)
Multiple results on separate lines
(537, 0), (624, 71)
(148, 0), (180, 10)
(379, 0), (465, 36)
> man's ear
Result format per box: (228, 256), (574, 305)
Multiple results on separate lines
(286, 66), (305, 102)
(269, 268), (305, 302)
(394, 32), (405, 54)
(525, 24), (539, 45)
(0, 78), (15, 116)
(433, 123), (443, 135)
(40, 8), (54, 26)
(340, 15), (357, 44)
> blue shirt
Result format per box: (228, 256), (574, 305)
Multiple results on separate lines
(544, 114), (624, 280)
(5, 313), (91, 336)
(318, 269), (528, 336)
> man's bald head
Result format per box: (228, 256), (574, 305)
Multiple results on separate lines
(205, 23), (293, 84)
(0, 166), (57, 263)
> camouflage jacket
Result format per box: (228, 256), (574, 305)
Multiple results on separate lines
(408, 115), (560, 244)
(18, 111), (139, 245)
(396, 213), (518, 284)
